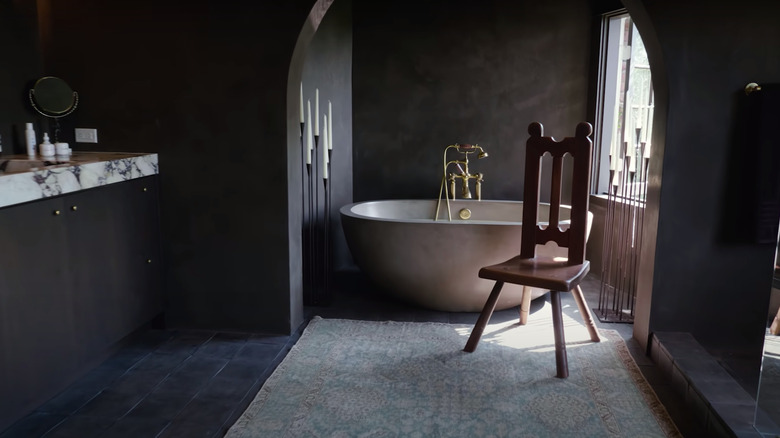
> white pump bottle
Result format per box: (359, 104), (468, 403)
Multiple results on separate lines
(25, 123), (36, 157)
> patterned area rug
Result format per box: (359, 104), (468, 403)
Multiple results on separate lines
(226, 315), (681, 438)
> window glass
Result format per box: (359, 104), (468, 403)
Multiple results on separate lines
(595, 14), (653, 202)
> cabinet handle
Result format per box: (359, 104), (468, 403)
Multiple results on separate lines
(71, 206), (78, 211)
(53, 210), (61, 216)
(143, 187), (148, 192)
(146, 259), (152, 264)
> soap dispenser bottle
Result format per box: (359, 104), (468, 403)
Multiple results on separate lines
(25, 123), (37, 157)
(39, 133), (55, 158)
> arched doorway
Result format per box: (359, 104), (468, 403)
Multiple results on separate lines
(285, 0), (670, 353)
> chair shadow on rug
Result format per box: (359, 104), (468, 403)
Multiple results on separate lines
(464, 122), (601, 378)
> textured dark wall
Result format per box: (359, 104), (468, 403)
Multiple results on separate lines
(38, 0), (319, 334)
(625, 0), (780, 388)
(352, 0), (594, 203)
(0, 0), (42, 155)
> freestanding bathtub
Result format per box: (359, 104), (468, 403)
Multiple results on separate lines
(340, 199), (592, 312)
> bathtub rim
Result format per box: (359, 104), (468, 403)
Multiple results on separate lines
(339, 199), (576, 226)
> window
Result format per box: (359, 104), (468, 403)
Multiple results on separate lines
(591, 12), (655, 323)
(593, 12), (654, 201)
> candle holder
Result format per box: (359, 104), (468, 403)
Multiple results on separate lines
(301, 105), (334, 306)
(301, 120), (314, 306)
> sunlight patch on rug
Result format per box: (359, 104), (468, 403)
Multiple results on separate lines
(459, 301), (598, 352)
(226, 315), (681, 438)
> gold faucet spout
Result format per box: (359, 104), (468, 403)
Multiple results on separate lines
(435, 143), (488, 221)
(461, 178), (472, 199)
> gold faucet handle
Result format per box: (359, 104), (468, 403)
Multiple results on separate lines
(475, 173), (485, 200)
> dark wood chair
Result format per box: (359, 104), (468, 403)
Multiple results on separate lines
(463, 121), (601, 378)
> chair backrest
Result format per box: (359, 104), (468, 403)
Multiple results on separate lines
(520, 122), (593, 265)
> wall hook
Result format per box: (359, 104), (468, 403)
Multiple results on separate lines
(745, 82), (762, 95)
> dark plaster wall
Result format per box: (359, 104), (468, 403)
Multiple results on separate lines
(0, 0), (42, 156)
(36, 0), (320, 334)
(626, 0), (780, 387)
(352, 0), (595, 203)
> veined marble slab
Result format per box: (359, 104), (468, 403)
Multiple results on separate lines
(0, 152), (158, 209)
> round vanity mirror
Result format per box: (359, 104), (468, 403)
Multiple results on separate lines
(29, 76), (78, 118)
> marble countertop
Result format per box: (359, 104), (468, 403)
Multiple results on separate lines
(0, 152), (158, 209)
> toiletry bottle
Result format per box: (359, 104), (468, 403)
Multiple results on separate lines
(25, 123), (37, 157)
(39, 133), (55, 158)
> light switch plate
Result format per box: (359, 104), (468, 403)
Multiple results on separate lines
(75, 128), (98, 143)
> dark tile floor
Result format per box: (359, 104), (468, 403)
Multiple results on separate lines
(0, 329), (295, 438)
(1, 272), (706, 438)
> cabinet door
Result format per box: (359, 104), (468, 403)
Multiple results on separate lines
(126, 177), (163, 320)
(64, 182), (131, 355)
(65, 176), (163, 355)
(103, 176), (163, 334)
(0, 197), (80, 415)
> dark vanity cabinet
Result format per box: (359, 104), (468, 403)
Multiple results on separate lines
(0, 176), (163, 428)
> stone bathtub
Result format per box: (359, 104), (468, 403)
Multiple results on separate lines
(340, 199), (592, 312)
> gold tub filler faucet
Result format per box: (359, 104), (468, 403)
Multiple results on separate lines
(434, 143), (488, 221)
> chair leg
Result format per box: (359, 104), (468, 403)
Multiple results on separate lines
(571, 285), (601, 342)
(550, 290), (569, 378)
(518, 286), (533, 325)
(464, 281), (505, 352)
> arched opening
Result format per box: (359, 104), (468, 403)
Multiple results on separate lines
(617, 0), (668, 352)
(588, 5), (667, 350)
(285, 0), (669, 352)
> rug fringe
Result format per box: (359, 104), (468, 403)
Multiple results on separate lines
(605, 330), (684, 438)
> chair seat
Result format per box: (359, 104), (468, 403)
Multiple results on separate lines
(478, 256), (591, 292)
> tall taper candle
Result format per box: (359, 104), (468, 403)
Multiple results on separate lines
(306, 100), (312, 164)
(314, 89), (320, 136)
(323, 115), (329, 162)
(299, 82), (304, 123)
(328, 100), (333, 151)
(322, 119), (329, 179)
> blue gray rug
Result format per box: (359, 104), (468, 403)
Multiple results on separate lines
(226, 316), (680, 437)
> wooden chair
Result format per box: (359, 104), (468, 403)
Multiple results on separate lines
(463, 121), (601, 378)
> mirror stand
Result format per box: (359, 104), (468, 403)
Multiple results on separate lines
(28, 76), (79, 143)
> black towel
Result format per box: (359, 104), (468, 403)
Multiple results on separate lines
(744, 84), (780, 244)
